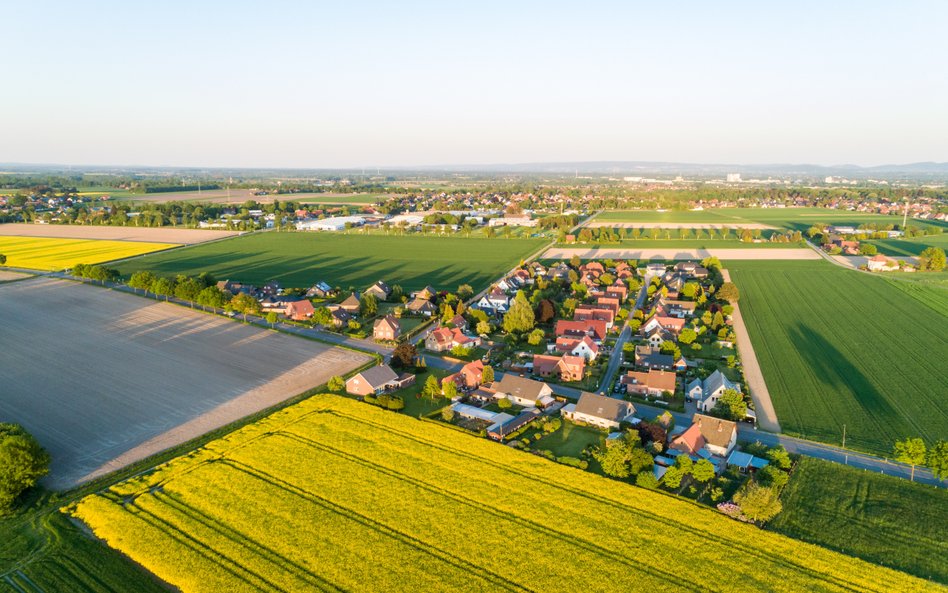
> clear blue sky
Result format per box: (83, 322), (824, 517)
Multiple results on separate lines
(3, 0), (946, 168)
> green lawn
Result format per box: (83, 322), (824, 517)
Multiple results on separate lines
(595, 208), (947, 233)
(113, 232), (547, 292)
(865, 233), (948, 257)
(769, 457), (948, 583)
(533, 421), (606, 457)
(728, 259), (947, 454)
(394, 369), (451, 417)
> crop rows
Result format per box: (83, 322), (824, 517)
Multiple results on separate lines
(70, 395), (939, 593)
(0, 236), (174, 271)
(729, 260), (947, 453)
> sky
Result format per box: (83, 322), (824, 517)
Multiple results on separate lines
(2, 0), (947, 168)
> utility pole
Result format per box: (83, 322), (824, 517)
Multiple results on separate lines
(842, 423), (848, 464)
(902, 198), (909, 229)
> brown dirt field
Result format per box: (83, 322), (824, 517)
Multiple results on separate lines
(0, 223), (242, 244)
(121, 188), (387, 204)
(542, 247), (821, 260)
(584, 222), (776, 230)
(0, 277), (371, 489)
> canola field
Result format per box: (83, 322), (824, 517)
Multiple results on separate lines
(0, 236), (175, 270)
(70, 395), (938, 593)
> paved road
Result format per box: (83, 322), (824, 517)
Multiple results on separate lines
(596, 281), (647, 394)
(721, 269), (781, 432)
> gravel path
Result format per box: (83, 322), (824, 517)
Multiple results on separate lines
(721, 269), (781, 432)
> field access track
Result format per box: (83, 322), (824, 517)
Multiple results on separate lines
(0, 278), (371, 489)
(0, 223), (242, 244)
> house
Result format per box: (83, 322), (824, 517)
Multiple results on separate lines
(406, 296), (437, 317)
(553, 335), (600, 361)
(364, 280), (392, 301)
(488, 215), (537, 227)
(306, 281), (336, 298)
(641, 315), (686, 336)
(412, 285), (437, 301)
(450, 315), (468, 331)
(425, 327), (482, 352)
(475, 287), (510, 314)
(670, 414), (738, 457)
(491, 374), (555, 408)
(554, 319), (608, 342)
(345, 364), (415, 396)
(373, 314), (401, 341)
(260, 295), (287, 310)
(532, 354), (585, 382)
(658, 298), (696, 318)
(622, 369), (677, 397)
(674, 262), (709, 278)
(573, 306), (615, 328)
(443, 360), (485, 391)
(451, 402), (510, 424)
(338, 293), (361, 314)
(633, 345), (685, 371)
(686, 370), (741, 413)
(580, 262), (605, 274)
(284, 299), (315, 321)
(296, 215), (365, 231)
(562, 392), (636, 429)
(645, 263), (667, 277)
(597, 296), (622, 314)
(645, 326), (677, 349)
(487, 408), (541, 440)
(867, 254), (898, 272)
(326, 307), (351, 327)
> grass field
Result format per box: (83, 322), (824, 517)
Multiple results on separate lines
(595, 208), (948, 233)
(70, 395), (937, 593)
(557, 239), (804, 249)
(533, 421), (605, 457)
(728, 260), (948, 454)
(0, 236), (175, 270)
(885, 275), (948, 317)
(866, 233), (948, 257)
(769, 457), (948, 583)
(113, 232), (548, 292)
(0, 513), (166, 593)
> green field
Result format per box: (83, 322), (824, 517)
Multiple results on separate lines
(866, 233), (948, 257)
(558, 239), (804, 249)
(70, 395), (936, 593)
(113, 232), (547, 292)
(885, 274), (948, 317)
(769, 457), (948, 583)
(0, 512), (165, 593)
(729, 260), (948, 454)
(596, 208), (947, 233)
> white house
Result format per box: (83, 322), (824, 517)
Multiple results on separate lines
(491, 374), (554, 408)
(686, 370), (741, 413)
(475, 288), (510, 314)
(296, 216), (365, 231)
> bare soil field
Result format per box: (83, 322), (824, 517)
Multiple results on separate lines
(543, 247), (821, 260)
(0, 223), (241, 244)
(0, 277), (371, 490)
(584, 222), (776, 230)
(0, 270), (32, 282)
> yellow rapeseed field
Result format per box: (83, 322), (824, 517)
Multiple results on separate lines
(0, 236), (175, 270)
(70, 395), (939, 593)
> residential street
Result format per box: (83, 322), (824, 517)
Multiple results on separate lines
(596, 281), (647, 394)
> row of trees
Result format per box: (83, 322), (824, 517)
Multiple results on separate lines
(892, 437), (948, 481)
(0, 424), (50, 514)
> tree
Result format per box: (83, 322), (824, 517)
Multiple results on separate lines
(503, 290), (535, 334)
(765, 445), (792, 470)
(594, 442), (633, 478)
(151, 277), (175, 301)
(757, 465), (789, 488)
(174, 276), (203, 306)
(678, 328), (697, 345)
(734, 482), (782, 523)
(457, 284), (474, 300)
(536, 299), (556, 323)
(0, 254), (5, 265)
(527, 328), (545, 346)
(265, 311), (279, 328)
(893, 437), (927, 481)
(662, 466), (684, 489)
(692, 459), (715, 483)
(482, 365), (495, 384)
(716, 282), (740, 303)
(635, 471), (658, 489)
(675, 454), (693, 475)
(918, 247), (946, 272)
(442, 378), (459, 399)
(391, 343), (417, 369)
(712, 310), (725, 330)
(628, 447), (654, 475)
(926, 440), (948, 480)
(230, 293), (261, 321)
(681, 282), (700, 299)
(196, 286), (228, 310)
(497, 397), (512, 410)
(421, 375), (440, 399)
(441, 407), (455, 422)
(713, 388), (747, 420)
(361, 293), (378, 317)
(0, 423), (50, 514)
(476, 320), (491, 335)
(128, 270), (157, 295)
(389, 284), (404, 302)
(327, 376), (345, 392)
(858, 243), (878, 256)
